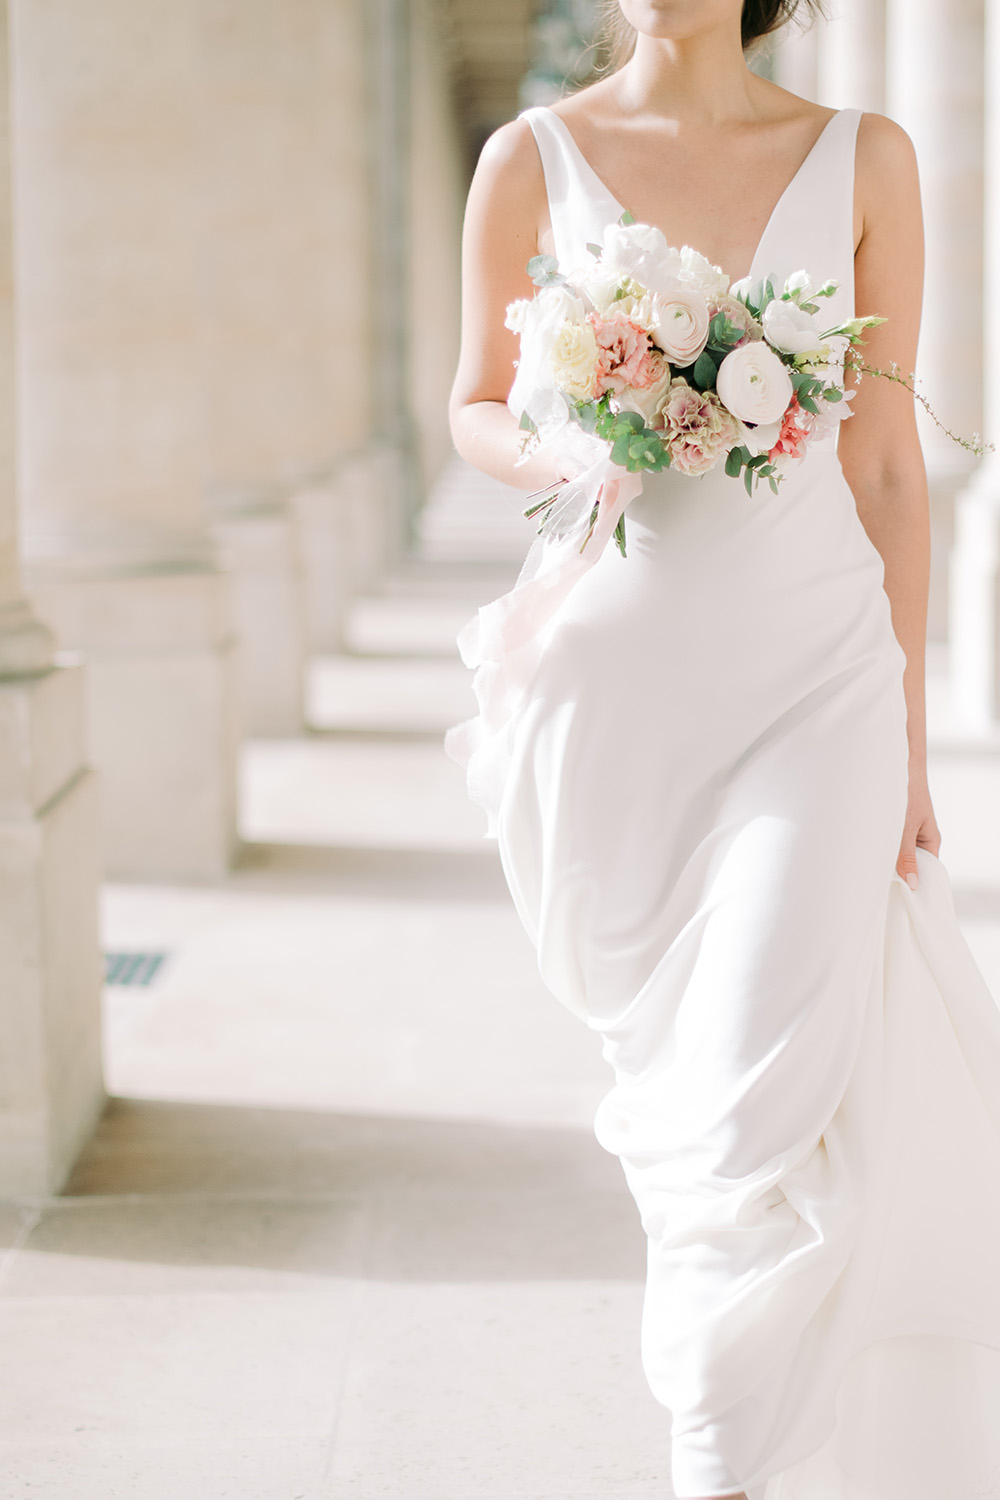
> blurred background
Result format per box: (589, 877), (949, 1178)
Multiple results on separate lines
(1, 3), (999, 1496)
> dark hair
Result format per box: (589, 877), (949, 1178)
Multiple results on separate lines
(596, 0), (825, 68)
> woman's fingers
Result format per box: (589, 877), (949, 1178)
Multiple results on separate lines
(895, 828), (920, 890)
(896, 803), (942, 889)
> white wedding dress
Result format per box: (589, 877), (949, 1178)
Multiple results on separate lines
(447, 105), (1000, 1500)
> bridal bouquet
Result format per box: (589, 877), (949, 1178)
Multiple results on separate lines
(506, 216), (883, 555)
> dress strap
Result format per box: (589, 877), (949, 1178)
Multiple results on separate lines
(520, 106), (621, 272)
(754, 108), (862, 325)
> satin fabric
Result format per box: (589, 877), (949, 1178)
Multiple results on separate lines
(448, 105), (1000, 1497)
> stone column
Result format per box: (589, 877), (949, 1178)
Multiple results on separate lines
(951, 0), (1000, 727)
(0, 0), (104, 1193)
(408, 0), (464, 499)
(886, 0), (984, 642)
(367, 0), (422, 558)
(816, 0), (886, 112)
(10, 0), (239, 879)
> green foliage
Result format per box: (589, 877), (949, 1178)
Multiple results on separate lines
(572, 395), (670, 474)
(618, 209), (636, 226)
(692, 351), (718, 391)
(526, 254), (566, 288)
(723, 441), (780, 495)
(735, 276), (776, 321)
(707, 311), (745, 352)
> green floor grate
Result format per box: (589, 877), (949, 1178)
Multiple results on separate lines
(104, 952), (168, 987)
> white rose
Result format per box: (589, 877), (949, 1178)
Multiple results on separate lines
(549, 318), (599, 401)
(782, 269), (814, 300)
(610, 288), (661, 338)
(716, 341), (793, 425)
(574, 258), (623, 315)
(679, 245), (729, 299)
(650, 283), (711, 365)
(740, 419), (781, 456)
(600, 221), (684, 297)
(762, 298), (825, 357)
(506, 284), (589, 442)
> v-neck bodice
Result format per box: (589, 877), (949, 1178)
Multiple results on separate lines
(522, 104), (861, 327)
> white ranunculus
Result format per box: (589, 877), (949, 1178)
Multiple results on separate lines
(679, 245), (729, 299)
(600, 221), (684, 297)
(650, 283), (711, 365)
(762, 298), (825, 357)
(716, 342), (793, 425)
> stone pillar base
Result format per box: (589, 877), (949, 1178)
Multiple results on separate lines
(950, 461), (1000, 729)
(291, 480), (354, 657)
(291, 451), (393, 656)
(0, 661), (104, 1195)
(28, 569), (239, 880)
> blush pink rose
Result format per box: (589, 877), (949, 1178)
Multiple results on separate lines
(658, 377), (742, 477)
(589, 312), (656, 395)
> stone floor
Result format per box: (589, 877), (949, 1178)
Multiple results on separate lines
(3, 458), (1000, 1498)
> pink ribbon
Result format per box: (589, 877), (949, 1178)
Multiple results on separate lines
(446, 454), (644, 835)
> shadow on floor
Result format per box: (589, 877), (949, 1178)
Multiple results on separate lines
(13, 1097), (647, 1286)
(232, 841), (508, 900)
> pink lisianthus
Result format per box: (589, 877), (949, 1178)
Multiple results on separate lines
(708, 293), (763, 348)
(589, 312), (657, 395)
(768, 394), (813, 464)
(658, 377), (742, 477)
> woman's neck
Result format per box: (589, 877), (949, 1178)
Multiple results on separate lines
(613, 28), (759, 128)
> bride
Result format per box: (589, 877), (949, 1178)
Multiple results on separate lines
(447, 2), (1000, 1497)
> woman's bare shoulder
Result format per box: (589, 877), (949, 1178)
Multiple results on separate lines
(475, 116), (544, 190)
(855, 111), (918, 176)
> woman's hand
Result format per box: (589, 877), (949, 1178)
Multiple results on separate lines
(896, 764), (941, 888)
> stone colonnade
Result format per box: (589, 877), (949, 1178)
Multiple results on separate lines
(0, 0), (104, 1195)
(774, 1), (990, 659)
(0, 0), (465, 1192)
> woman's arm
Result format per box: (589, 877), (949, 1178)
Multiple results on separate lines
(449, 121), (588, 492)
(839, 112), (941, 885)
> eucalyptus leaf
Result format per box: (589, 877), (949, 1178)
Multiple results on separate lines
(618, 209), (636, 225)
(724, 446), (743, 479)
(693, 351), (718, 390)
(586, 243), (603, 258)
(526, 253), (565, 288)
(822, 387), (844, 402)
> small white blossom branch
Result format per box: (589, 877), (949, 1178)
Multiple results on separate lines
(846, 353), (994, 458)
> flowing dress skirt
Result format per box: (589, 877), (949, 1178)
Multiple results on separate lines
(454, 448), (1000, 1497)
